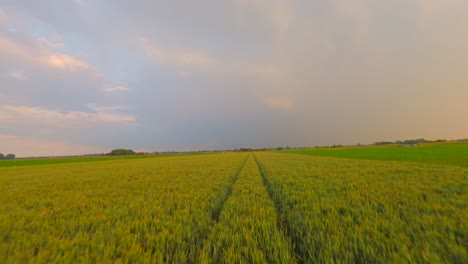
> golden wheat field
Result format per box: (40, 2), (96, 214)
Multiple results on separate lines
(1, 150), (466, 263)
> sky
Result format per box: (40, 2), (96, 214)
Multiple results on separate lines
(1, 0), (468, 157)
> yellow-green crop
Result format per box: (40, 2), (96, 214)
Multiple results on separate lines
(1, 151), (466, 263)
(255, 152), (467, 263)
(0, 153), (247, 263)
(200, 155), (294, 263)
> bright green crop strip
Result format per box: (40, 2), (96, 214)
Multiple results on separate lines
(0, 155), (156, 167)
(0, 153), (247, 263)
(200, 155), (295, 263)
(256, 152), (467, 263)
(0, 152), (216, 168)
(285, 142), (468, 167)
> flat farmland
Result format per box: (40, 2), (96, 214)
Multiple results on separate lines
(255, 152), (467, 263)
(286, 142), (468, 167)
(1, 149), (466, 263)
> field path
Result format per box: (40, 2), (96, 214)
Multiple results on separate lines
(253, 154), (302, 261)
(199, 154), (295, 263)
(209, 155), (249, 222)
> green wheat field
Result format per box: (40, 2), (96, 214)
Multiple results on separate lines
(1, 142), (467, 263)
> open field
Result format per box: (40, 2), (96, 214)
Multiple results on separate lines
(0, 152), (215, 168)
(255, 152), (467, 263)
(0, 155), (152, 168)
(1, 149), (466, 263)
(285, 141), (468, 167)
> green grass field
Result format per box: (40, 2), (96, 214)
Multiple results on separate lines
(0, 152), (214, 168)
(285, 141), (468, 167)
(0, 154), (155, 168)
(1, 147), (466, 263)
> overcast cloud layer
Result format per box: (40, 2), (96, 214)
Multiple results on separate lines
(1, 0), (467, 157)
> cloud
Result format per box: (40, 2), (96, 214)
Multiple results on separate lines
(0, 8), (7, 25)
(180, 52), (214, 66)
(331, 0), (371, 47)
(177, 71), (192, 78)
(0, 104), (136, 124)
(103, 86), (129, 93)
(140, 37), (215, 68)
(72, 0), (88, 6)
(416, 0), (440, 26)
(271, 0), (291, 41)
(0, 134), (107, 157)
(140, 38), (164, 61)
(1, 0), (467, 155)
(0, 35), (30, 60)
(7, 71), (28, 80)
(87, 104), (128, 112)
(41, 54), (90, 71)
(415, 0), (468, 30)
(37, 37), (65, 48)
(233, 0), (292, 41)
(0, 35), (95, 73)
(96, 112), (135, 122)
(264, 97), (295, 110)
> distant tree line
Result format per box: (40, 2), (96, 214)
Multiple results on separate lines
(373, 138), (447, 145)
(108, 149), (136, 156)
(237, 148), (253, 152)
(0, 153), (16, 159)
(313, 144), (343, 149)
(275, 146), (292, 150)
(236, 146), (299, 152)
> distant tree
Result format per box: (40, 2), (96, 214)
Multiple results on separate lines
(5, 154), (15, 159)
(109, 149), (136, 156)
(374, 138), (431, 145)
(0, 153), (4, 159)
(401, 138), (428, 144)
(238, 148), (252, 152)
(373, 141), (393, 145)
